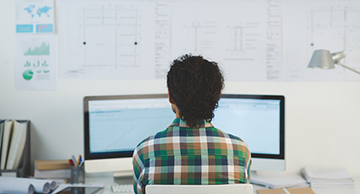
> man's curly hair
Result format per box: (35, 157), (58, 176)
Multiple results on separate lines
(167, 54), (224, 128)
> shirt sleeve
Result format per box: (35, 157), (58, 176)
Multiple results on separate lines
(133, 146), (145, 194)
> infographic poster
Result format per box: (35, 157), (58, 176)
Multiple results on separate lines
(15, 0), (54, 33)
(16, 35), (56, 90)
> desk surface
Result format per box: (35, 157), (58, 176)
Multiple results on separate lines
(85, 172), (360, 194)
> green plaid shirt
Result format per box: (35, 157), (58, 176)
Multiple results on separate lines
(132, 118), (251, 194)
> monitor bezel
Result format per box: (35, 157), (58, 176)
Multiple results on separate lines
(84, 94), (285, 161)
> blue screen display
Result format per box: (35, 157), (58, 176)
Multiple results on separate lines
(88, 96), (282, 156)
(213, 98), (281, 155)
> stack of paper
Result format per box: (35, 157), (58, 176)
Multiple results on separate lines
(250, 173), (309, 189)
(34, 160), (71, 180)
(302, 166), (355, 188)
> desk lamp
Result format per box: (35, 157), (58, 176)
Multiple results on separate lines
(308, 50), (360, 75)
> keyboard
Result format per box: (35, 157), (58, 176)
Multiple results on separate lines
(111, 184), (134, 193)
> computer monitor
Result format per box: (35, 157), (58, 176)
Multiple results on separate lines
(212, 94), (285, 172)
(83, 94), (285, 178)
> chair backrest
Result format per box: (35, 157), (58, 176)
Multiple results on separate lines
(145, 184), (253, 194)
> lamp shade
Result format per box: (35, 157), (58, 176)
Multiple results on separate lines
(308, 50), (335, 69)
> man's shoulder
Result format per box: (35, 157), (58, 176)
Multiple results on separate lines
(211, 126), (249, 148)
(135, 126), (171, 149)
(211, 126), (243, 141)
(226, 132), (244, 142)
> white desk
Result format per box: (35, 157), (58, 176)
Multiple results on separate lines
(252, 181), (360, 194)
(85, 172), (360, 194)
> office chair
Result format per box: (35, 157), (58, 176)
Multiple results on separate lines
(145, 184), (253, 194)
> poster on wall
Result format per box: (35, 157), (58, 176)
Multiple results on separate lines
(15, 0), (54, 33)
(16, 35), (56, 90)
(57, 0), (282, 81)
(57, 0), (360, 82)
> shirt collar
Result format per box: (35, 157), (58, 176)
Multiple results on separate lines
(171, 118), (213, 128)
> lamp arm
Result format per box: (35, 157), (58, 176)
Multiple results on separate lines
(337, 62), (360, 75)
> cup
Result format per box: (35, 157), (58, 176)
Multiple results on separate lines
(70, 165), (85, 184)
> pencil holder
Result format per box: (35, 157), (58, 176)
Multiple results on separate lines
(70, 165), (85, 184)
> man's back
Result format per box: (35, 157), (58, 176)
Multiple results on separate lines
(132, 55), (252, 194)
(133, 118), (251, 194)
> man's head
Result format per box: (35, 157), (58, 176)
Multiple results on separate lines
(167, 54), (224, 128)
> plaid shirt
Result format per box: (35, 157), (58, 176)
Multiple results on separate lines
(132, 118), (251, 194)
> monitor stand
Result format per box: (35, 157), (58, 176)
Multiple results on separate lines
(113, 170), (133, 185)
(250, 170), (258, 177)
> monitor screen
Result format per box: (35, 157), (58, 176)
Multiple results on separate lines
(213, 94), (284, 159)
(84, 94), (173, 159)
(84, 94), (285, 172)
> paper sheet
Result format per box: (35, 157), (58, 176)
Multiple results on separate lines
(57, 0), (282, 81)
(57, 0), (360, 81)
(251, 173), (309, 189)
(16, 34), (56, 90)
(15, 0), (54, 33)
(0, 177), (56, 193)
(0, 178), (35, 194)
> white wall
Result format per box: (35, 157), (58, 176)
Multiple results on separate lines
(1, 0), (359, 177)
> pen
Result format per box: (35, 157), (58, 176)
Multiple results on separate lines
(282, 188), (290, 194)
(76, 155), (81, 166)
(68, 159), (75, 166)
(71, 155), (77, 165)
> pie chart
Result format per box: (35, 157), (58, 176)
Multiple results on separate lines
(23, 70), (34, 80)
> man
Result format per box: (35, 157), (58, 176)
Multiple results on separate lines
(132, 55), (251, 194)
